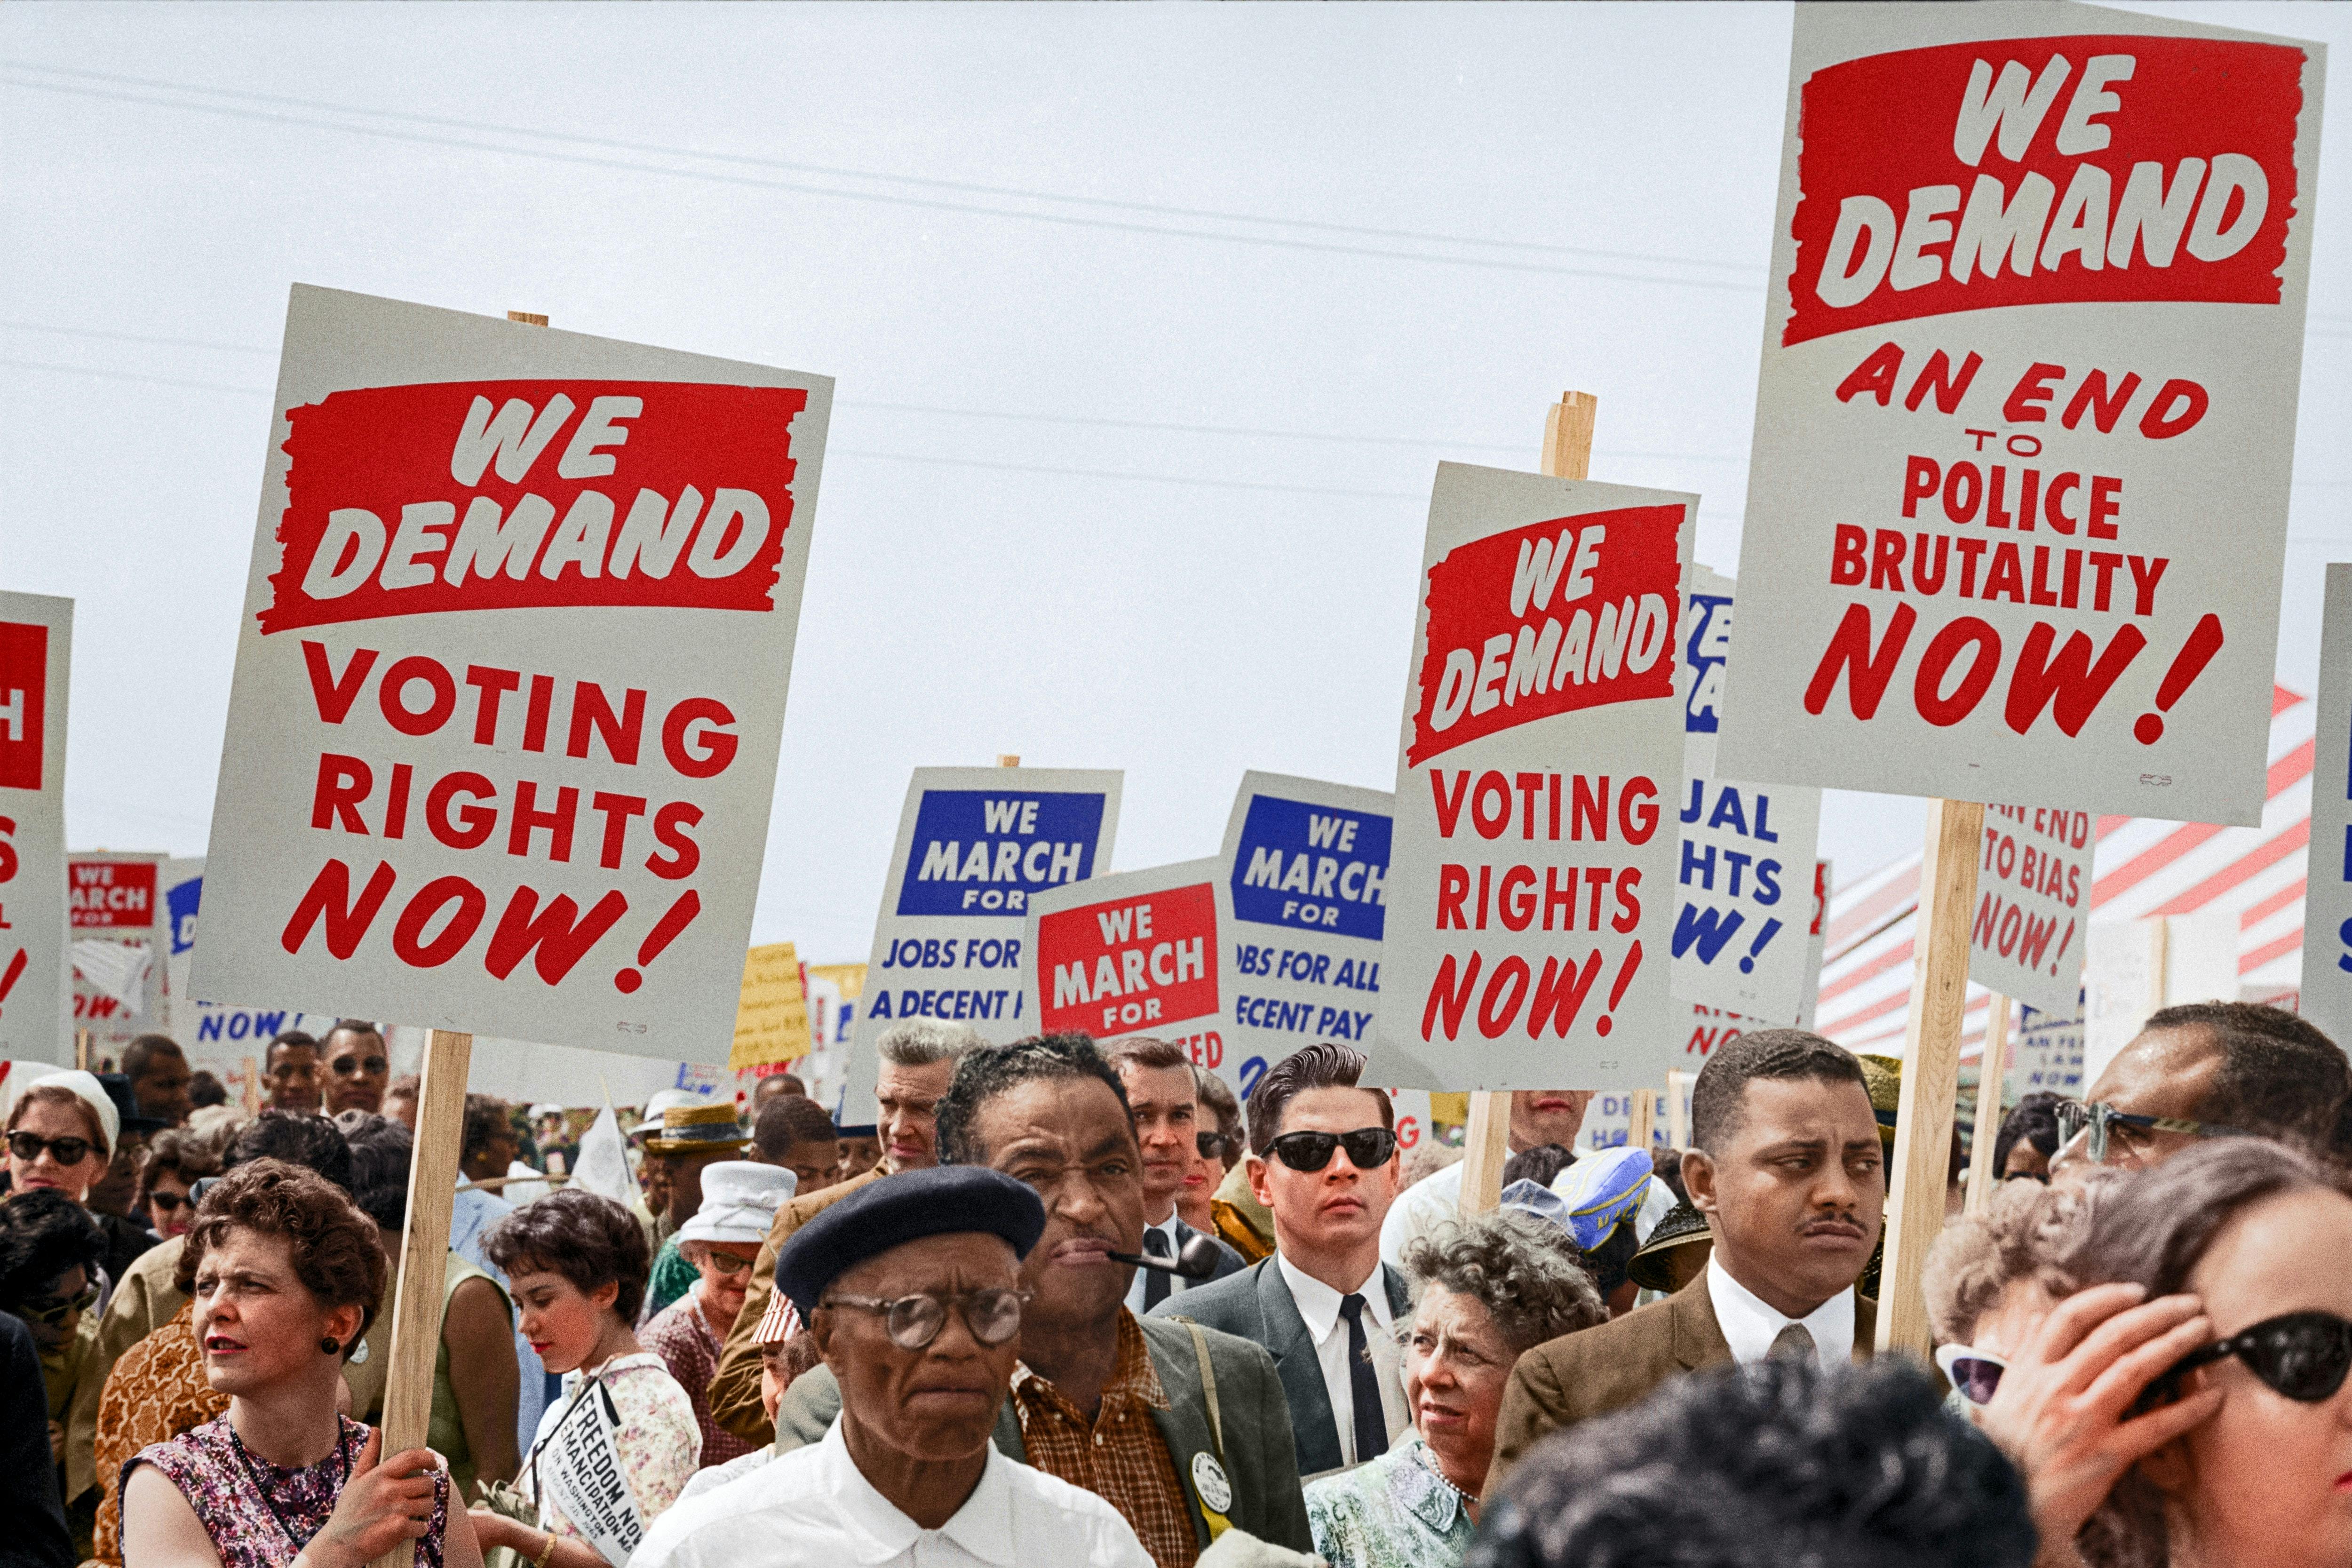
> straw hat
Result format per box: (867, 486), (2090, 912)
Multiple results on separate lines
(1859, 1054), (1902, 1145)
(641, 1099), (749, 1155)
(677, 1161), (796, 1248)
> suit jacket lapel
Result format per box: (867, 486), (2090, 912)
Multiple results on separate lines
(1380, 1264), (1412, 1321)
(1854, 1293), (1878, 1360)
(1671, 1273), (1735, 1371)
(1257, 1260), (1343, 1475)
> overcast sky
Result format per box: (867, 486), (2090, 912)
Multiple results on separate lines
(4, 0), (2345, 966)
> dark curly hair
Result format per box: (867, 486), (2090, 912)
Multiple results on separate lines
(339, 1114), (413, 1230)
(175, 1159), (387, 1356)
(135, 1128), (223, 1215)
(481, 1188), (649, 1323)
(1243, 1042), (1391, 1156)
(1690, 1029), (1867, 1154)
(0, 1190), (107, 1310)
(934, 1034), (1134, 1168)
(226, 1111), (354, 1194)
(1472, 1357), (2034, 1568)
(461, 1095), (513, 1163)
(1990, 1091), (2063, 1179)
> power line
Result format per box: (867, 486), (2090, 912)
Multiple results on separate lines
(1, 59), (1765, 278)
(0, 70), (1768, 294)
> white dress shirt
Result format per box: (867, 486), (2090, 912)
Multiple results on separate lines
(630, 1416), (1152, 1568)
(1121, 1214), (1187, 1313)
(1705, 1253), (1857, 1370)
(1277, 1253), (1410, 1466)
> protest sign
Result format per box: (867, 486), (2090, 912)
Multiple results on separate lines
(450, 1035), (726, 1110)
(0, 593), (72, 1064)
(192, 285), (830, 1054)
(1971, 804), (2091, 1013)
(730, 941), (809, 1070)
(537, 1379), (646, 1567)
(1216, 771), (1398, 1100)
(71, 851), (167, 1059)
(843, 765), (1119, 1115)
(2300, 564), (2352, 1043)
(1025, 858), (1222, 1063)
(1716, 2), (2325, 828)
(1680, 564), (1735, 784)
(1384, 462), (1694, 1089)
(2013, 1002), (2086, 1096)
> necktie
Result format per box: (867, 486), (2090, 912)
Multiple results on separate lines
(1338, 1293), (1388, 1463)
(1143, 1226), (1172, 1310)
(1769, 1321), (1817, 1362)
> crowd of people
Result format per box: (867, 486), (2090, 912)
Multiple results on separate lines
(1, 1001), (2345, 1568)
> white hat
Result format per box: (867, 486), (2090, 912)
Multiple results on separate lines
(677, 1161), (796, 1247)
(2, 1067), (118, 1159)
(528, 1103), (565, 1120)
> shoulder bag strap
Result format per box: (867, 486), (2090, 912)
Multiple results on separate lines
(1183, 1321), (1225, 1465)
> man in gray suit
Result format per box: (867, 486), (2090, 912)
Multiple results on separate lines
(1151, 1043), (1410, 1479)
(1104, 1036), (1245, 1313)
(772, 1033), (1311, 1562)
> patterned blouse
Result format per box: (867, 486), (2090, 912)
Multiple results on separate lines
(1303, 1433), (1476, 1568)
(639, 1295), (755, 1467)
(92, 1307), (229, 1567)
(130, 1415), (448, 1568)
(518, 1353), (700, 1539)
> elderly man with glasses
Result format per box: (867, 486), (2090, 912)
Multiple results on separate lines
(2050, 1001), (2349, 1180)
(630, 1163), (1153, 1568)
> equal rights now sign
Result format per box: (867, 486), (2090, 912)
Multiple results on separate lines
(1718, 2), (2324, 827)
(195, 287), (831, 1054)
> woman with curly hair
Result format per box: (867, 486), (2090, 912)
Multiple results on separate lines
(119, 1159), (483, 1568)
(1306, 1209), (1607, 1568)
(469, 1189), (696, 1568)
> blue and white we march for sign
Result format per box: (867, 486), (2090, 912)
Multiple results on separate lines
(1216, 772), (1415, 1099)
(845, 766), (1120, 1118)
(1672, 568), (1825, 1024)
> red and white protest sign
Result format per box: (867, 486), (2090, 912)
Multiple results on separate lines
(1971, 804), (2090, 1013)
(193, 286), (831, 1055)
(1024, 858), (1222, 1063)
(70, 852), (168, 1055)
(0, 594), (72, 1065)
(1382, 463), (1694, 1088)
(1716, 3), (2323, 827)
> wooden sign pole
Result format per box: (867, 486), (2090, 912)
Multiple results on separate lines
(1665, 1069), (1692, 1151)
(374, 1029), (472, 1568)
(240, 1055), (260, 1116)
(1963, 993), (2012, 1215)
(1460, 390), (1598, 1219)
(1875, 798), (1984, 1358)
(1629, 1088), (1657, 1154)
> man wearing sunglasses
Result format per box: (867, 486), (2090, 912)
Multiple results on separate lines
(2051, 1000), (2349, 1181)
(318, 1019), (391, 1116)
(633, 1163), (1155, 1568)
(1103, 1037), (1244, 1313)
(1493, 1029), (1885, 1479)
(1154, 1041), (1412, 1479)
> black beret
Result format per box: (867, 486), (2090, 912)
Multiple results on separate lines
(777, 1165), (1046, 1319)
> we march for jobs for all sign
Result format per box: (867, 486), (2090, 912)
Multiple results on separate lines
(1383, 463), (1695, 1089)
(194, 286), (832, 1057)
(842, 766), (1119, 1119)
(2298, 565), (2352, 1045)
(0, 594), (72, 1064)
(1671, 566), (1825, 1025)
(1025, 858), (1223, 1061)
(1215, 772), (1399, 1101)
(1717, 2), (2324, 828)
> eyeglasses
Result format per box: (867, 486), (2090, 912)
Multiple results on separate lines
(1266, 1126), (1399, 1174)
(329, 1056), (389, 1077)
(820, 1287), (1031, 1350)
(6, 1131), (96, 1167)
(16, 1282), (99, 1327)
(2130, 1311), (2352, 1416)
(2053, 1099), (2248, 1165)
(148, 1191), (191, 1214)
(1933, 1343), (2007, 1406)
(699, 1252), (753, 1277)
(1196, 1131), (1229, 1160)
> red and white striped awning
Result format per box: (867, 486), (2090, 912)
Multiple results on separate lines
(1818, 685), (2314, 1061)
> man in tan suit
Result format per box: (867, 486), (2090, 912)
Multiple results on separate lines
(1492, 1029), (1885, 1478)
(705, 1019), (981, 1441)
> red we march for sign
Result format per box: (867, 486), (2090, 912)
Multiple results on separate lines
(1383, 465), (1693, 1090)
(194, 287), (831, 1055)
(1025, 860), (1221, 1049)
(1717, 3), (2322, 828)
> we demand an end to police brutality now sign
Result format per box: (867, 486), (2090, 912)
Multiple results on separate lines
(841, 766), (1120, 1120)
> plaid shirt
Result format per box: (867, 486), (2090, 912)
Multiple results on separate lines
(1010, 1310), (1198, 1568)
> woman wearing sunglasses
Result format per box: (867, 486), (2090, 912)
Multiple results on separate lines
(471, 1189), (699, 1568)
(0, 1189), (107, 1497)
(1976, 1140), (2352, 1568)
(640, 1162), (795, 1471)
(138, 1132), (224, 1244)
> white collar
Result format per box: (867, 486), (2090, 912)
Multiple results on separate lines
(821, 1417), (1012, 1564)
(1278, 1251), (1391, 1342)
(1705, 1253), (1855, 1369)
